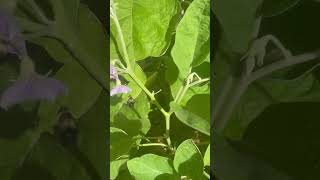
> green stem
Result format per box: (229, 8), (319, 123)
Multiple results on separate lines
(133, 136), (165, 140)
(127, 71), (172, 147)
(165, 113), (172, 147)
(110, 7), (132, 69)
(214, 50), (320, 132)
(138, 143), (168, 148)
(176, 78), (210, 104)
(203, 171), (210, 179)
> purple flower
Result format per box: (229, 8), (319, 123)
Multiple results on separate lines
(0, 73), (68, 110)
(110, 64), (118, 80)
(110, 85), (131, 96)
(0, 8), (27, 57)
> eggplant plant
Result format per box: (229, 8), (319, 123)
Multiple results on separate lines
(110, 0), (210, 179)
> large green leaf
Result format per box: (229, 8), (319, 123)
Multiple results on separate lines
(173, 139), (204, 179)
(111, 0), (178, 61)
(127, 154), (178, 180)
(48, 0), (79, 29)
(213, 130), (292, 180)
(170, 101), (210, 136)
(171, 0), (210, 77)
(34, 5), (106, 118)
(213, 0), (261, 53)
(77, 92), (107, 180)
(20, 134), (90, 180)
(55, 61), (102, 118)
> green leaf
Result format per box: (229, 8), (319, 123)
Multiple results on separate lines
(171, 0), (210, 77)
(111, 93), (151, 138)
(213, 0), (261, 53)
(111, 0), (178, 61)
(214, 130), (292, 180)
(224, 66), (320, 139)
(127, 154), (178, 180)
(261, 0), (300, 17)
(170, 101), (210, 136)
(110, 64), (146, 122)
(110, 93), (151, 179)
(77, 92), (108, 179)
(22, 134), (91, 180)
(34, 5), (106, 118)
(204, 144), (210, 166)
(165, 56), (209, 105)
(49, 0), (80, 31)
(173, 139), (204, 179)
(0, 129), (41, 179)
(110, 127), (132, 161)
(0, 0), (17, 12)
(55, 61), (102, 118)
(110, 158), (128, 180)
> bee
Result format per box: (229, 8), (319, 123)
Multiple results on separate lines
(192, 131), (201, 144)
(53, 107), (78, 147)
(126, 95), (135, 107)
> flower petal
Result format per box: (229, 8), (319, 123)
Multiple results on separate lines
(110, 64), (118, 80)
(110, 85), (131, 96)
(0, 9), (27, 56)
(0, 74), (68, 109)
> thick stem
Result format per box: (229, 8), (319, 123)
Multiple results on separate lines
(249, 50), (320, 83)
(213, 75), (249, 133)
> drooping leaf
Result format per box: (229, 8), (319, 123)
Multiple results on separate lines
(173, 139), (204, 179)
